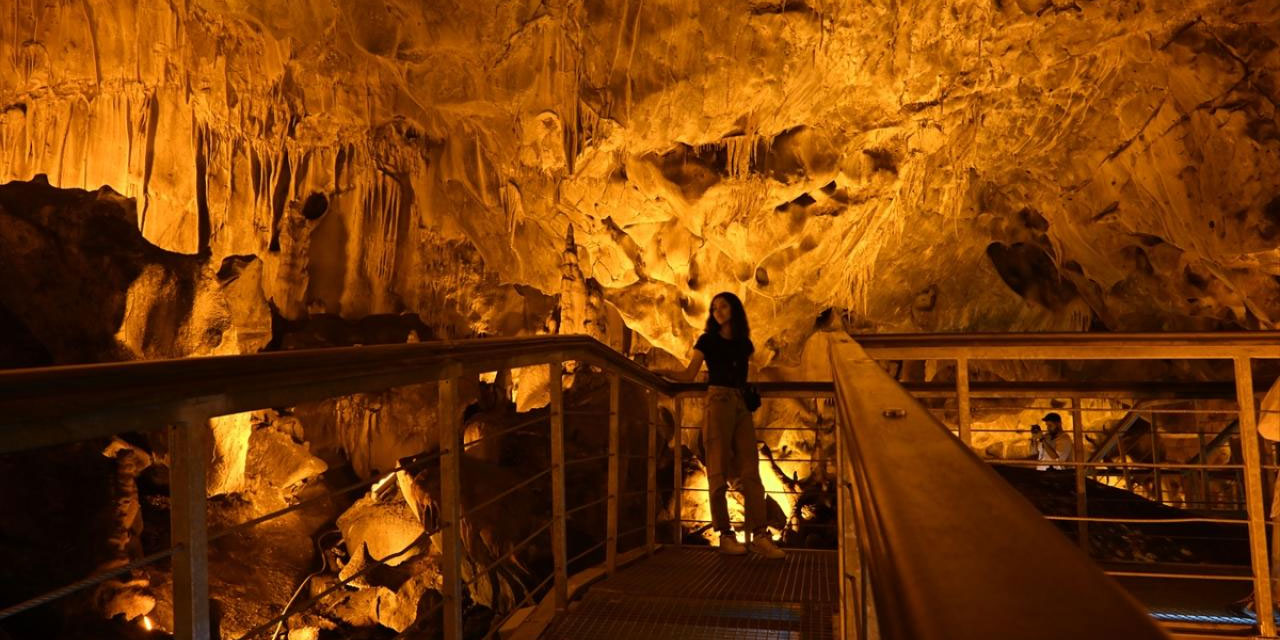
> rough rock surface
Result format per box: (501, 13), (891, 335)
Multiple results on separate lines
(3, 1), (1276, 367)
(337, 494), (427, 568)
(0, 177), (272, 366)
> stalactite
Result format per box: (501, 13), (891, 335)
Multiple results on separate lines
(726, 135), (753, 179)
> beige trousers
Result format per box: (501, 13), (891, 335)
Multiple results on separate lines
(704, 386), (767, 534)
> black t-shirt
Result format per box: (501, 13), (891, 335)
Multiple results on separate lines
(693, 332), (753, 387)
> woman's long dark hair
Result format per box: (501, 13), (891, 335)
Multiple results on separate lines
(705, 292), (752, 348)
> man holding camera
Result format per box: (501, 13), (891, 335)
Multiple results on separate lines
(1031, 412), (1073, 471)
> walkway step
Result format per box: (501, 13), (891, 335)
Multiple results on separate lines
(542, 548), (837, 639)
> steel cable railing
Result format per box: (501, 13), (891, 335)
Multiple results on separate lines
(1, 333), (1274, 640)
(234, 526), (441, 640)
(567, 540), (608, 567)
(462, 413), (549, 450)
(829, 338), (1174, 640)
(210, 450), (447, 543)
(0, 337), (674, 640)
(0, 449), (449, 625)
(461, 521), (553, 589)
(565, 453), (610, 466)
(460, 468), (552, 518)
(481, 572), (555, 640)
(566, 496), (610, 517)
(0, 545), (181, 621)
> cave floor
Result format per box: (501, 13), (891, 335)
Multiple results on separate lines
(543, 547), (838, 639)
(539, 547), (1260, 639)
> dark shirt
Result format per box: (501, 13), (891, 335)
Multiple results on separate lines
(693, 332), (754, 388)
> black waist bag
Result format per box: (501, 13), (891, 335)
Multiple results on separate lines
(742, 384), (762, 412)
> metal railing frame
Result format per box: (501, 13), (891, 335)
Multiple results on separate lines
(825, 333), (1278, 639)
(0, 331), (1275, 639)
(0, 337), (674, 640)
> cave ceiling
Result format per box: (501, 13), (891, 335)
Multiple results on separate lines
(2, 0), (1278, 365)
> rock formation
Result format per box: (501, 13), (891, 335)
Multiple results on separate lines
(2, 0), (1274, 367)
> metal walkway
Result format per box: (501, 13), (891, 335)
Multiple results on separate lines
(2, 333), (1276, 640)
(542, 548), (838, 640)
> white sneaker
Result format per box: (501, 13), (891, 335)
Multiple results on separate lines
(719, 534), (747, 555)
(749, 535), (786, 559)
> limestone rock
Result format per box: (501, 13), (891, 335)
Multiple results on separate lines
(2, 1), (1275, 366)
(324, 582), (390, 629)
(377, 563), (442, 633)
(336, 495), (426, 568)
(0, 178), (272, 366)
(244, 422), (328, 496)
(208, 411), (327, 500)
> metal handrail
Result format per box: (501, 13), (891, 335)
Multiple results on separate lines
(6, 332), (1271, 452)
(848, 330), (1280, 359)
(0, 336), (671, 453)
(673, 380), (1247, 399)
(992, 459), (1246, 471)
(1043, 515), (1248, 525)
(953, 405), (1244, 414)
(829, 339), (1170, 640)
(464, 413), (549, 450)
(2, 332), (1274, 640)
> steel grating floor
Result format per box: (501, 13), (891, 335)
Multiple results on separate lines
(542, 548), (838, 640)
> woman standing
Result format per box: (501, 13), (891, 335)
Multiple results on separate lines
(654, 292), (784, 559)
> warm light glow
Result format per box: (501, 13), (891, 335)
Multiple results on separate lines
(370, 472), (396, 497)
(679, 457), (803, 543)
(141, 616), (154, 632)
(969, 400), (1128, 456)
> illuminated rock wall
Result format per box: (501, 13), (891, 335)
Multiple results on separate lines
(2, 2), (1277, 631)
(3, 0), (1276, 369)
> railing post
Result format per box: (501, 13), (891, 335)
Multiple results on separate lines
(672, 397), (684, 547)
(1071, 399), (1088, 550)
(1195, 404), (1210, 508)
(606, 372), (620, 576)
(170, 410), (211, 640)
(836, 411), (851, 640)
(836, 407), (878, 640)
(1150, 411), (1163, 504)
(1119, 435), (1133, 491)
(549, 360), (569, 610)
(646, 390), (658, 555)
(955, 357), (971, 446)
(438, 373), (464, 640)
(650, 389), (660, 555)
(1235, 356), (1275, 638)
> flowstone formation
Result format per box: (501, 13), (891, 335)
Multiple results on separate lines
(2, 0), (1276, 368)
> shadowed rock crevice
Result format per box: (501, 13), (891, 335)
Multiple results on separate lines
(986, 242), (1081, 311)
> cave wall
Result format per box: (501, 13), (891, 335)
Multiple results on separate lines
(3, 0), (1278, 358)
